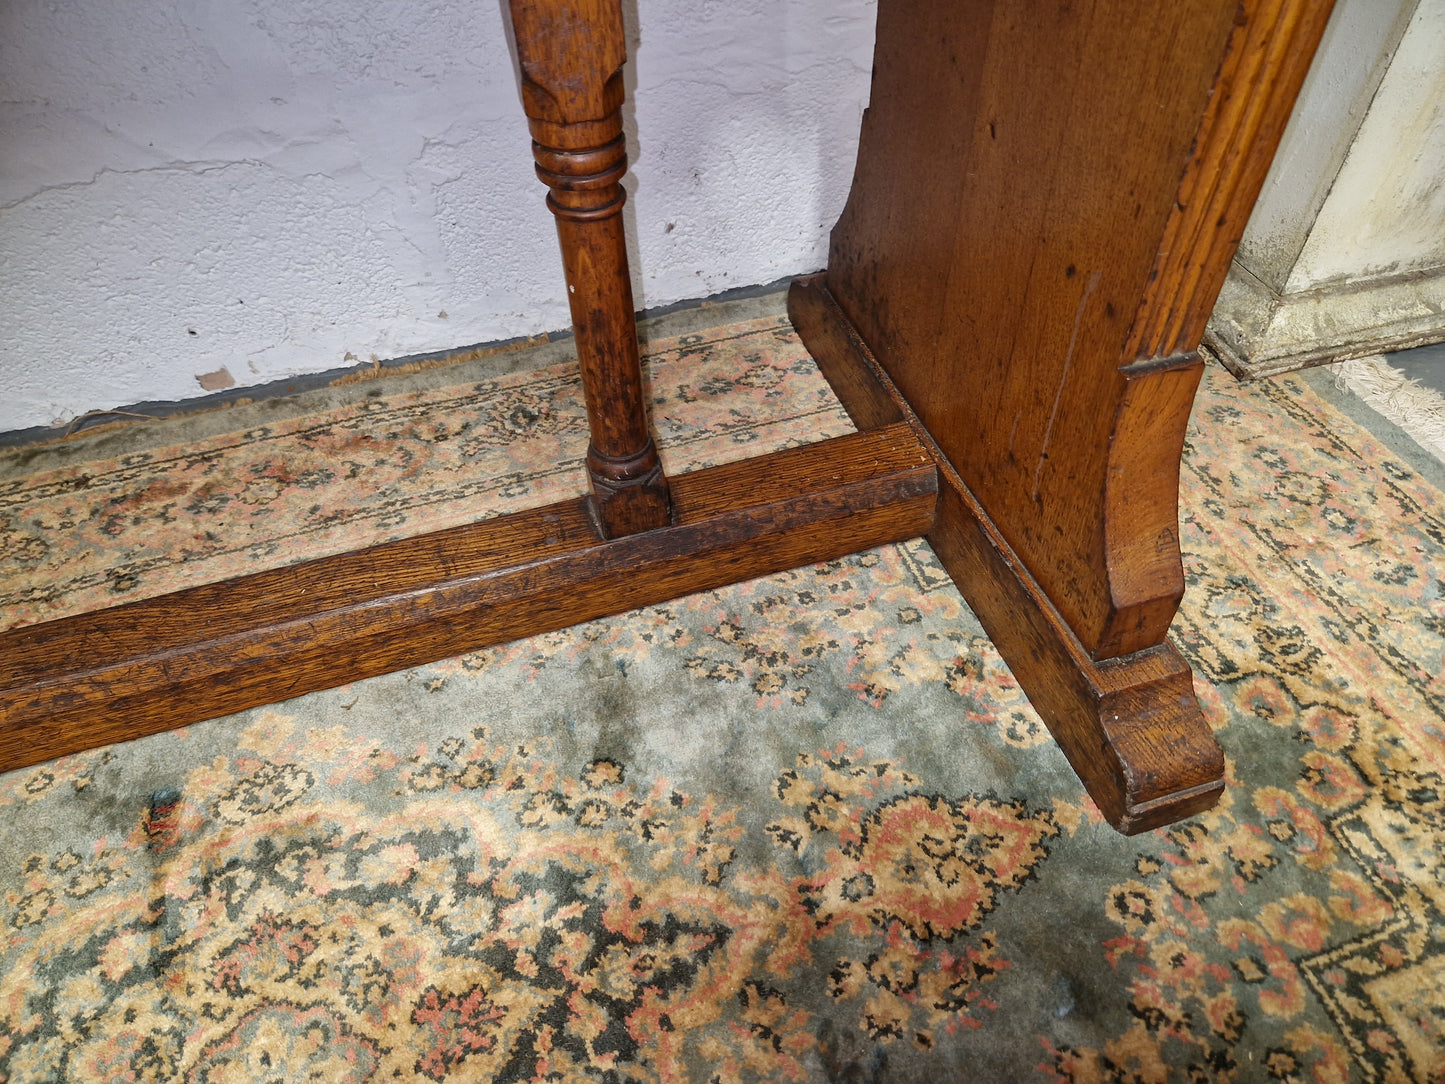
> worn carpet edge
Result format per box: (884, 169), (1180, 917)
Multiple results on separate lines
(1297, 360), (1445, 493)
(1328, 354), (1445, 467)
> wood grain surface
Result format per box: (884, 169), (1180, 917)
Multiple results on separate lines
(791, 275), (1224, 832)
(823, 0), (1333, 662)
(0, 428), (936, 773)
(510, 0), (671, 537)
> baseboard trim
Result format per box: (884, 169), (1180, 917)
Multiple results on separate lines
(1205, 261), (1445, 378)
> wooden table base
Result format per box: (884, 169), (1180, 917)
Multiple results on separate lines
(0, 425), (935, 773)
(791, 277), (1224, 833)
(787, 0), (1331, 832)
(0, 0), (1333, 835)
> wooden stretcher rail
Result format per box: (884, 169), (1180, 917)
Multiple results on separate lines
(0, 425), (936, 773)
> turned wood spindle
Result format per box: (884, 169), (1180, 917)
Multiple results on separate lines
(507, 0), (671, 539)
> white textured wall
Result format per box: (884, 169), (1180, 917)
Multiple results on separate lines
(1288, 0), (1445, 290)
(1232, 0), (1419, 292)
(0, 0), (876, 434)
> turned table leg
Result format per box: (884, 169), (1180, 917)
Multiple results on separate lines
(507, 0), (671, 539)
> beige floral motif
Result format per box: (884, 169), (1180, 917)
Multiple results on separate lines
(767, 747), (1057, 1047)
(212, 760), (315, 823)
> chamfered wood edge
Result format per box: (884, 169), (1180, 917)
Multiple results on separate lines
(931, 482), (1224, 834)
(790, 275), (1224, 833)
(788, 275), (905, 431)
(1125, 0), (1338, 359)
(0, 425), (937, 774)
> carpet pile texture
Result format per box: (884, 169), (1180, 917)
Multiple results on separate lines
(1, 292), (1442, 1082)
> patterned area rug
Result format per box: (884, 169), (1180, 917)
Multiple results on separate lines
(1, 292), (1442, 1082)
(0, 297), (852, 631)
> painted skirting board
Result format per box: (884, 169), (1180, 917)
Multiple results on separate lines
(1206, 262), (1445, 378)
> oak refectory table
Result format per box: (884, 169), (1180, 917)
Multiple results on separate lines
(0, 0), (1333, 833)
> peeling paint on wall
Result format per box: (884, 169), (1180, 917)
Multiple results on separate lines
(195, 367), (236, 392)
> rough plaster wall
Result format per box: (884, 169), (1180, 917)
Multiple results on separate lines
(1288, 0), (1445, 291)
(0, 0), (877, 434)
(1232, 0), (1419, 293)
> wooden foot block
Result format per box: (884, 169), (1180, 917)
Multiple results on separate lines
(928, 476), (1224, 834)
(0, 426), (936, 774)
(791, 276), (1223, 833)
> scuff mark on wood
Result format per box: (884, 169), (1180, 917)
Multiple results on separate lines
(1034, 270), (1101, 502)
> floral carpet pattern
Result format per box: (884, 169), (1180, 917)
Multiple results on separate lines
(0, 303), (851, 631)
(1, 292), (1443, 1082)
